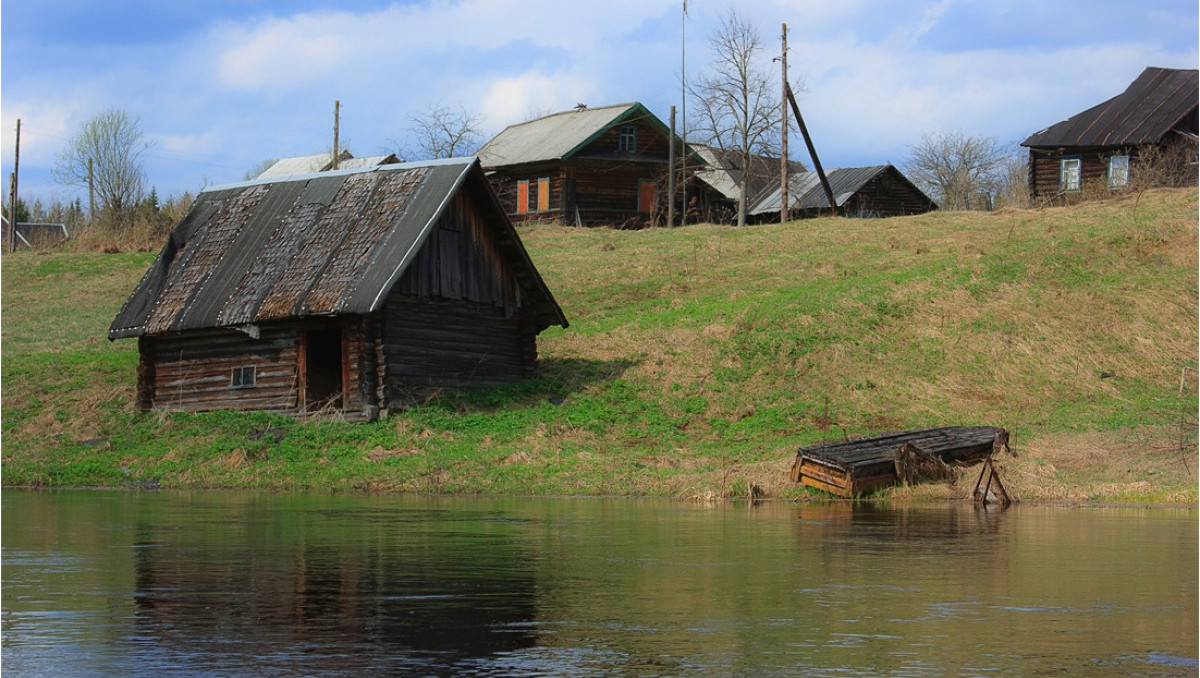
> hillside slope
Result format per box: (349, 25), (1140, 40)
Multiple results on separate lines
(3, 189), (1196, 503)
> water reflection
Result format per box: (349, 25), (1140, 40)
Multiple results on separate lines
(128, 499), (540, 675)
(3, 491), (1196, 678)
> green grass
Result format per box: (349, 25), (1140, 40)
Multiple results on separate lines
(3, 188), (1197, 503)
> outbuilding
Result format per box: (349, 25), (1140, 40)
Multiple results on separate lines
(749, 165), (937, 220)
(109, 157), (567, 421)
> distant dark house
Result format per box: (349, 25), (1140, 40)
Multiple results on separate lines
(1021, 67), (1198, 202)
(478, 103), (695, 228)
(749, 165), (937, 220)
(109, 158), (567, 421)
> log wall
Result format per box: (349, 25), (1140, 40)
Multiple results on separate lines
(142, 326), (301, 413)
(1028, 147), (1117, 203)
(380, 297), (536, 406)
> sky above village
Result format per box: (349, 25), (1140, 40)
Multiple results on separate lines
(2, 0), (1197, 206)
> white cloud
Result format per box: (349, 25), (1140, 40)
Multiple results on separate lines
(478, 72), (596, 129)
(214, 17), (353, 93)
(4, 0), (1196, 200)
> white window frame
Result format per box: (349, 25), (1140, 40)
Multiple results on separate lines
(1108, 154), (1130, 188)
(1060, 156), (1082, 192)
(618, 125), (637, 153)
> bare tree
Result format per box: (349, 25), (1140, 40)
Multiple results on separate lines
(406, 102), (484, 160)
(53, 108), (150, 222)
(243, 158), (278, 181)
(993, 152), (1031, 209)
(690, 9), (780, 226)
(904, 130), (1007, 210)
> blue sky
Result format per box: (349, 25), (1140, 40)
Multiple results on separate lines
(3, 0), (1197, 206)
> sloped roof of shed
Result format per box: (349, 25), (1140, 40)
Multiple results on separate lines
(478, 103), (668, 167)
(109, 157), (566, 340)
(691, 143), (807, 203)
(256, 151), (353, 179)
(255, 152), (399, 180)
(749, 165), (927, 215)
(1022, 67), (1199, 149)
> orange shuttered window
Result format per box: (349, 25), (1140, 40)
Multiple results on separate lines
(516, 180), (530, 214)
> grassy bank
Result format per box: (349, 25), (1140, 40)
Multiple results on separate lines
(3, 189), (1197, 504)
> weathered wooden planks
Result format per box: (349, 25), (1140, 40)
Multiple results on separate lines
(791, 426), (1008, 497)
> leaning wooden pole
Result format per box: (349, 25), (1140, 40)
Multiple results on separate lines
(785, 82), (836, 216)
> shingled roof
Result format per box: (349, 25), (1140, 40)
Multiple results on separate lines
(109, 157), (566, 340)
(1022, 67), (1199, 149)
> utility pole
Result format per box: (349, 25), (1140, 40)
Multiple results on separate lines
(88, 158), (95, 224)
(780, 23), (789, 224)
(8, 118), (19, 253)
(680, 0), (688, 225)
(332, 100), (341, 170)
(668, 105), (676, 227)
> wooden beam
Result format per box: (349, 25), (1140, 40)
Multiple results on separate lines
(785, 82), (836, 215)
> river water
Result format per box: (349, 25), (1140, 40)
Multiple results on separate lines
(2, 489), (1195, 677)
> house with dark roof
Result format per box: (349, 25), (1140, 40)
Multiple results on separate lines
(477, 103), (696, 228)
(109, 157), (567, 421)
(749, 165), (937, 221)
(1021, 67), (1198, 202)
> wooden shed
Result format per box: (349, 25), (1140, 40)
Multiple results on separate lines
(477, 103), (696, 228)
(689, 144), (808, 224)
(749, 165), (937, 220)
(1021, 66), (1198, 203)
(109, 157), (567, 421)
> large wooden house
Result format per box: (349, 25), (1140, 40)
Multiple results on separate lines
(109, 158), (567, 421)
(478, 103), (693, 228)
(1021, 67), (1198, 202)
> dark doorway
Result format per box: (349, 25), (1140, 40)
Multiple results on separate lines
(304, 328), (344, 411)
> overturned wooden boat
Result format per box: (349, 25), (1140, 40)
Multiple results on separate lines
(790, 426), (1009, 497)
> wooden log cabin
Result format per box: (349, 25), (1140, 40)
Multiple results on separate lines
(109, 158), (568, 421)
(748, 164), (937, 220)
(477, 103), (697, 228)
(1021, 67), (1198, 203)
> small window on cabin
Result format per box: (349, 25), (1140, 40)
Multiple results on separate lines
(231, 366), (256, 389)
(516, 180), (530, 214)
(1060, 157), (1081, 192)
(536, 177), (550, 212)
(1108, 155), (1129, 188)
(618, 125), (637, 153)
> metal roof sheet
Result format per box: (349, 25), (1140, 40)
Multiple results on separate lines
(691, 143), (807, 203)
(749, 165), (897, 214)
(478, 103), (652, 167)
(110, 157), (566, 339)
(1022, 67), (1198, 148)
(256, 151), (351, 179)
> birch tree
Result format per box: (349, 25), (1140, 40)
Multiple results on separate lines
(53, 108), (150, 221)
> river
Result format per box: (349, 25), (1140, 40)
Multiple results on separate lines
(2, 490), (1195, 677)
